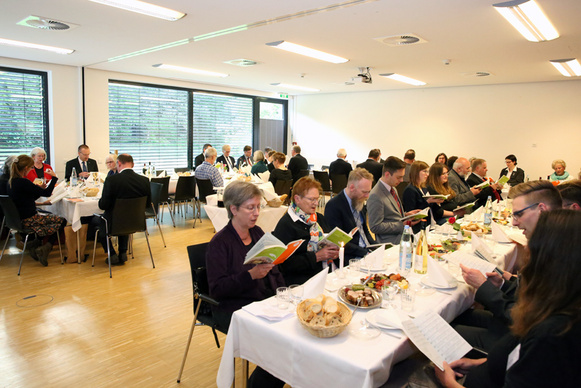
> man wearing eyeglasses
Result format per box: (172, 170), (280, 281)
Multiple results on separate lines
(65, 144), (99, 181)
(454, 180), (562, 351)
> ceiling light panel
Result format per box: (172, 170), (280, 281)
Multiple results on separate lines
(266, 41), (348, 64)
(0, 37), (74, 54)
(89, 0), (186, 21)
(379, 73), (426, 86)
(493, 0), (559, 42)
(550, 59), (581, 77)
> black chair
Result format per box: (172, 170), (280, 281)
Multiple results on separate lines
(295, 169), (310, 181)
(145, 182), (166, 247)
(321, 165), (330, 171)
(151, 176), (175, 227)
(92, 196), (155, 278)
(274, 179), (293, 196)
(174, 167), (189, 173)
(0, 195), (63, 275)
(330, 173), (348, 195)
(177, 243), (222, 383)
(396, 181), (409, 200)
(195, 179), (215, 228)
(170, 175), (197, 221)
(312, 170), (333, 207)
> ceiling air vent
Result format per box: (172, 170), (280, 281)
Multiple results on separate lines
(17, 15), (79, 31)
(224, 59), (259, 67)
(463, 71), (492, 77)
(374, 34), (427, 47)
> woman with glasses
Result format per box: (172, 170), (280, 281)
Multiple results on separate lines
(105, 154), (118, 177)
(403, 161), (445, 232)
(273, 176), (338, 285)
(499, 154), (525, 186)
(435, 209), (581, 387)
(426, 162), (463, 222)
(25, 147), (57, 184)
(206, 180), (286, 387)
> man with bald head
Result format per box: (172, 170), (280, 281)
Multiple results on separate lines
(329, 148), (352, 181)
(447, 157), (482, 207)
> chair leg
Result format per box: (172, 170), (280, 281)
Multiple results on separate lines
(17, 234), (30, 276)
(176, 300), (203, 383)
(92, 230), (99, 267)
(1, 226), (10, 263)
(106, 235), (112, 278)
(211, 327), (221, 348)
(144, 231), (155, 268)
(56, 231), (64, 265)
(168, 202), (176, 227)
(155, 216), (166, 247)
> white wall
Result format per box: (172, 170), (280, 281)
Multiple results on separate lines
(294, 80), (581, 181)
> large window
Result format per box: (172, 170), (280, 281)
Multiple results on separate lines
(108, 81), (263, 171)
(0, 67), (49, 163)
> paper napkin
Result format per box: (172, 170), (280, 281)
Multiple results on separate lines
(242, 300), (294, 321)
(364, 245), (384, 270)
(302, 267), (329, 299)
(427, 257), (456, 288)
(491, 222), (512, 243)
(471, 233), (494, 263)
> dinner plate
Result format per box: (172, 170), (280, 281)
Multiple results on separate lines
(359, 264), (388, 272)
(338, 286), (382, 309)
(420, 277), (458, 290)
(365, 309), (403, 330)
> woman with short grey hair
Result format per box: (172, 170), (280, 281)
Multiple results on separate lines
(251, 150), (268, 175)
(26, 147), (57, 183)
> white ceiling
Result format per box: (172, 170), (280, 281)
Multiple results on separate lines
(1, 0), (580, 95)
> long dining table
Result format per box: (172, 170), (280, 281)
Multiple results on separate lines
(216, 230), (518, 388)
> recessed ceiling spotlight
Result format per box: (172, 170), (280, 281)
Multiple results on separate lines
(266, 41), (348, 64)
(153, 64), (228, 78)
(224, 59), (258, 67)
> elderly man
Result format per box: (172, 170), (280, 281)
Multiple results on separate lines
(447, 157), (481, 207)
(454, 180), (562, 350)
(328, 148), (352, 181)
(367, 157), (420, 244)
(356, 149), (383, 186)
(216, 145), (236, 172)
(65, 144), (99, 181)
(324, 168), (376, 261)
(236, 145), (253, 168)
(287, 145), (309, 183)
(97, 153), (151, 265)
(402, 149), (415, 183)
(466, 158), (502, 209)
(195, 147), (224, 188)
(194, 143), (212, 169)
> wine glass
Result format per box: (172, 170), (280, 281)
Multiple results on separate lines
(382, 282), (399, 309)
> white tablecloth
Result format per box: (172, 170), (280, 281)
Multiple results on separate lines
(44, 197), (102, 231)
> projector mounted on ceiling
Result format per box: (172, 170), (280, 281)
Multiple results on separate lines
(351, 67), (372, 84)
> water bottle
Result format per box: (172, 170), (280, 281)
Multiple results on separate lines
(142, 163), (147, 175)
(151, 163), (156, 177)
(148, 162), (152, 177)
(484, 196), (493, 226)
(399, 225), (413, 273)
(70, 167), (78, 187)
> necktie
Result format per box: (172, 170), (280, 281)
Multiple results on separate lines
(226, 157), (233, 171)
(82, 161), (88, 172)
(247, 157), (253, 166)
(390, 188), (403, 216)
(353, 209), (370, 248)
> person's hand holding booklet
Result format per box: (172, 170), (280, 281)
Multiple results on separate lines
(400, 207), (429, 221)
(317, 226), (357, 249)
(244, 233), (303, 265)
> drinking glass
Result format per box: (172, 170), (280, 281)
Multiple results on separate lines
(382, 282), (398, 309)
(401, 288), (416, 312)
(276, 287), (290, 310)
(288, 284), (304, 305)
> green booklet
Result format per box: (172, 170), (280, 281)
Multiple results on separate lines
(473, 180), (490, 189)
(400, 207), (429, 221)
(244, 233), (304, 265)
(453, 201), (477, 212)
(317, 226), (357, 249)
(423, 193), (450, 200)
(496, 175), (509, 186)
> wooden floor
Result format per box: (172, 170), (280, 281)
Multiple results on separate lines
(0, 207), (248, 388)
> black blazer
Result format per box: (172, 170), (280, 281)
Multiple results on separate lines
(272, 212), (331, 286)
(329, 158), (352, 181)
(356, 159), (383, 186)
(65, 157), (99, 181)
(236, 155), (254, 169)
(194, 153), (205, 169)
(287, 154), (309, 182)
(98, 169), (151, 222)
(499, 167), (525, 186)
(216, 155), (236, 171)
(402, 184), (444, 232)
(324, 190), (375, 260)
(466, 173), (502, 209)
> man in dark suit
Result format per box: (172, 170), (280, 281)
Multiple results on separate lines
(65, 144), (99, 181)
(236, 145), (253, 168)
(324, 168), (376, 261)
(287, 145), (309, 183)
(403, 149), (415, 183)
(448, 157), (481, 207)
(194, 143), (212, 169)
(356, 149), (383, 186)
(97, 153), (151, 265)
(216, 144), (236, 171)
(328, 148), (352, 181)
(466, 158), (502, 209)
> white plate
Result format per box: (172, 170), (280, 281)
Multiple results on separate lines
(420, 277), (458, 290)
(365, 309), (403, 330)
(359, 265), (388, 272)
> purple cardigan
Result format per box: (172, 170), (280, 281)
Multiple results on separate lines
(206, 220), (285, 314)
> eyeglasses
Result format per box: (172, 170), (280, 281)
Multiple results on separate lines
(301, 196), (319, 204)
(239, 205), (260, 212)
(512, 202), (539, 220)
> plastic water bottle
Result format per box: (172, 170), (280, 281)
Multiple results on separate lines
(399, 225), (413, 273)
(484, 196), (493, 226)
(70, 167), (78, 187)
(151, 163), (156, 177)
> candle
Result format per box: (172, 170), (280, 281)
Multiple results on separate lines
(339, 242), (345, 271)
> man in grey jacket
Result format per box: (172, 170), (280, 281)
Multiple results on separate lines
(447, 157), (481, 207)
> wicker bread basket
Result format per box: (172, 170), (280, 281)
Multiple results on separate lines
(296, 299), (352, 338)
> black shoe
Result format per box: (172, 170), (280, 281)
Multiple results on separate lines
(36, 243), (52, 267)
(119, 252), (128, 263)
(106, 254), (119, 265)
(83, 254), (89, 263)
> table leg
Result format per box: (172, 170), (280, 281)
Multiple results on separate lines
(64, 226), (77, 263)
(241, 358), (248, 388)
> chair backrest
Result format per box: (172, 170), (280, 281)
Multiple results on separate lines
(174, 167), (189, 173)
(0, 195), (25, 232)
(173, 176), (196, 201)
(147, 182), (163, 216)
(151, 176), (170, 202)
(330, 174), (348, 194)
(110, 196), (147, 236)
(196, 179), (215, 204)
(296, 169), (310, 181)
(186, 243), (212, 317)
(321, 165), (330, 171)
(313, 170), (331, 191)
(274, 179), (293, 196)
(396, 181), (409, 199)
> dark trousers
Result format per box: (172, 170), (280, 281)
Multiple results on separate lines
(452, 308), (510, 352)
